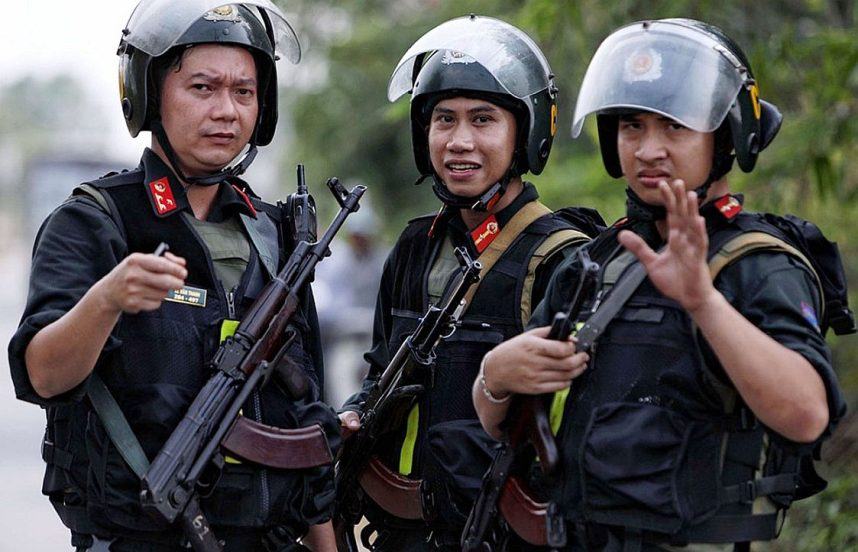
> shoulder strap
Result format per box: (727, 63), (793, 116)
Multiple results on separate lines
(73, 182), (128, 244)
(240, 212), (279, 279)
(709, 231), (825, 319)
(87, 373), (150, 478)
(460, 201), (553, 314)
(520, 228), (591, 327)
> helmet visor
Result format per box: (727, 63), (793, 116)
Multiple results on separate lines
(388, 15), (551, 101)
(123, 0), (300, 63)
(571, 21), (747, 137)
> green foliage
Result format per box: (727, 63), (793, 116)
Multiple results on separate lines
(768, 473), (858, 551)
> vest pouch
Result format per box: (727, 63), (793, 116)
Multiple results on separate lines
(431, 324), (505, 426)
(84, 408), (172, 534)
(580, 401), (721, 536)
(427, 419), (497, 528)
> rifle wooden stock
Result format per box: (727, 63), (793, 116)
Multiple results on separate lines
(221, 418), (332, 470)
(358, 457), (424, 520)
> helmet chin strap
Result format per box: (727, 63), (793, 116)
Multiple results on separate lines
(151, 120), (258, 187)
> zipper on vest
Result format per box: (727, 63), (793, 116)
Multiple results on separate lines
(227, 286), (237, 320)
(252, 389), (270, 519)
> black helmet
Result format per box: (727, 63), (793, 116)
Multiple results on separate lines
(388, 15), (558, 208)
(572, 18), (782, 182)
(118, 0), (301, 148)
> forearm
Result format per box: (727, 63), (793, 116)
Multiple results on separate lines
(303, 521), (336, 552)
(691, 291), (828, 442)
(25, 278), (121, 398)
(473, 373), (511, 441)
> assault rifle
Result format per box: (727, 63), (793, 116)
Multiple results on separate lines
(333, 247), (482, 552)
(462, 247), (600, 551)
(140, 172), (366, 552)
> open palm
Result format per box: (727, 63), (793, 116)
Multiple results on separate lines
(618, 180), (716, 313)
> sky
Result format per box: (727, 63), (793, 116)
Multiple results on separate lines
(7, 1), (148, 161)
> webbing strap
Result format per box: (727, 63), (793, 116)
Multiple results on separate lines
(87, 373), (150, 478)
(720, 474), (797, 505)
(521, 228), (590, 327)
(459, 201), (553, 316)
(709, 231), (825, 319)
(684, 512), (780, 543)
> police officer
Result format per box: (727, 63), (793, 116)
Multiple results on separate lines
(8, 1), (339, 550)
(336, 15), (602, 551)
(476, 19), (848, 551)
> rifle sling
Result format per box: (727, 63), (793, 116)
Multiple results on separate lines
(460, 201), (553, 316)
(87, 372), (150, 478)
(221, 417), (333, 469)
(575, 258), (649, 351)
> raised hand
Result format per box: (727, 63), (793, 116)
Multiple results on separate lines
(617, 179), (716, 313)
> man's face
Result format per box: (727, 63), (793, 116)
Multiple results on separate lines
(617, 112), (715, 205)
(158, 44), (258, 178)
(428, 97), (517, 198)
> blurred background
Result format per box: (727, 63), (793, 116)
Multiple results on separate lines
(3, 0), (856, 550)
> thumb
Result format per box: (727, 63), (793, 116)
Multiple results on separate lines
(618, 229), (657, 266)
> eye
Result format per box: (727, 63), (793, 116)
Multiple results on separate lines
(619, 120), (641, 131)
(236, 88), (255, 97)
(668, 122), (688, 131)
(433, 113), (454, 124)
(191, 83), (212, 92)
(474, 115), (494, 124)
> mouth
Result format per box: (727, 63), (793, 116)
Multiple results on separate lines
(205, 132), (237, 144)
(444, 161), (482, 180)
(636, 170), (671, 188)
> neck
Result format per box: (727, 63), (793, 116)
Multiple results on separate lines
(459, 177), (524, 231)
(151, 138), (220, 221)
(654, 177), (730, 239)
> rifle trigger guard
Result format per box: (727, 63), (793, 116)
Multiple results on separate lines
(440, 322), (457, 340)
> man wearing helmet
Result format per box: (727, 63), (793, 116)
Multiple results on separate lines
(476, 19), (848, 551)
(9, 1), (338, 550)
(336, 15), (602, 551)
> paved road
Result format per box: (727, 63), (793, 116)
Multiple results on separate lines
(1, 239), (69, 550)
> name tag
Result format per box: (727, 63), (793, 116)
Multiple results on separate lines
(165, 286), (208, 308)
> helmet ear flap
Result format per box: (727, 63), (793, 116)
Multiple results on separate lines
(758, 100), (782, 151)
(596, 114), (624, 178)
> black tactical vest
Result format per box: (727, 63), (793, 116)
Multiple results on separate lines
(377, 207), (590, 527)
(553, 215), (838, 547)
(46, 169), (323, 542)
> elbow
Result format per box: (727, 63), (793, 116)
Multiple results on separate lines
(782, 402), (829, 444)
(28, 368), (60, 400)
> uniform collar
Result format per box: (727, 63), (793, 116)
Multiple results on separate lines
(141, 148), (259, 221)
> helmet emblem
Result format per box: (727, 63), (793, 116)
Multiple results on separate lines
(441, 50), (476, 65)
(623, 48), (662, 83)
(204, 5), (242, 22)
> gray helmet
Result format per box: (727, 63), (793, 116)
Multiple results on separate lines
(572, 18), (782, 179)
(118, 0), (300, 147)
(388, 15), (559, 178)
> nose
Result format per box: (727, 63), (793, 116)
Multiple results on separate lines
(210, 89), (239, 121)
(446, 122), (474, 152)
(635, 128), (667, 164)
